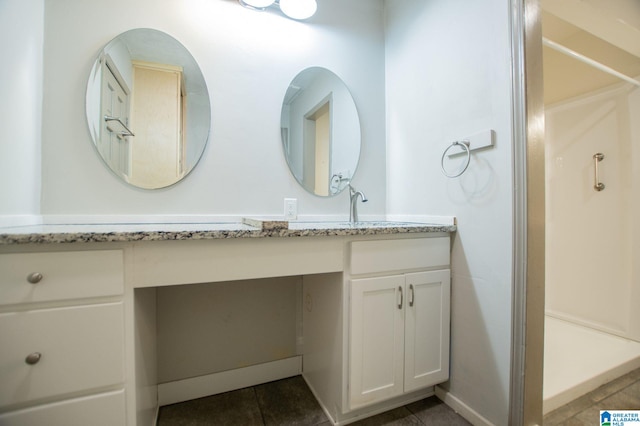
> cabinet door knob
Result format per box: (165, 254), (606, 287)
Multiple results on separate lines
(27, 272), (43, 284)
(398, 286), (403, 309)
(25, 352), (42, 365)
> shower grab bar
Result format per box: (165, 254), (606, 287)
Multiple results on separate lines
(593, 153), (605, 192)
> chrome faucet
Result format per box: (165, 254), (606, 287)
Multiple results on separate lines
(349, 184), (368, 223)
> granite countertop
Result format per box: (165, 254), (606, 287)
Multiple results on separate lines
(0, 221), (456, 245)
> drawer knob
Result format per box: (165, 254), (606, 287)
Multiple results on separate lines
(25, 352), (42, 365)
(27, 272), (43, 284)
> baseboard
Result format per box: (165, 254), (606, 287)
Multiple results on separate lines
(157, 356), (302, 406)
(435, 386), (494, 426)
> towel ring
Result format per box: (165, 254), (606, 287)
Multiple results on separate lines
(441, 141), (471, 178)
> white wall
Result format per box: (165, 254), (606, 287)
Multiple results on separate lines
(546, 83), (640, 341)
(38, 0), (386, 222)
(0, 0), (43, 226)
(157, 277), (299, 383)
(385, 0), (515, 424)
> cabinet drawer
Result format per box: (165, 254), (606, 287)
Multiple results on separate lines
(0, 389), (125, 426)
(350, 237), (450, 275)
(0, 250), (123, 306)
(0, 303), (124, 408)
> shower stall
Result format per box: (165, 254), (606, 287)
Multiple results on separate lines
(542, 4), (640, 413)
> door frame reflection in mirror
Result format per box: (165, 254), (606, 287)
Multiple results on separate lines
(85, 28), (211, 190)
(281, 67), (361, 197)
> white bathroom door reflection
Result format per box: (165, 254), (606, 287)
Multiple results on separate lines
(100, 62), (131, 178)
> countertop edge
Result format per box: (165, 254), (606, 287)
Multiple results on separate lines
(0, 223), (457, 245)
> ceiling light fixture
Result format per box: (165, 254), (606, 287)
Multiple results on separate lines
(238, 0), (317, 20)
(279, 0), (317, 20)
(239, 0), (275, 11)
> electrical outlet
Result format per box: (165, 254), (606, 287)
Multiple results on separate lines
(284, 198), (297, 220)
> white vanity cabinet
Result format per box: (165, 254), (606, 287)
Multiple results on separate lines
(348, 237), (451, 410)
(0, 223), (455, 426)
(302, 235), (451, 424)
(0, 250), (126, 426)
(349, 269), (450, 409)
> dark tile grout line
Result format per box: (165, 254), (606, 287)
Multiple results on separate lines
(405, 405), (425, 425)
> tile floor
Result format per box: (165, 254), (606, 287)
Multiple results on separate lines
(543, 367), (640, 425)
(157, 375), (471, 425)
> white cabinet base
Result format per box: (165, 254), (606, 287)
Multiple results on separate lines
(304, 374), (435, 426)
(303, 237), (451, 425)
(0, 389), (125, 426)
(0, 233), (451, 425)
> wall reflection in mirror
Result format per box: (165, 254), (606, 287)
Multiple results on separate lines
(86, 28), (211, 189)
(281, 67), (361, 196)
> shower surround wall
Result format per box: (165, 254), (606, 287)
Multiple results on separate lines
(545, 82), (640, 342)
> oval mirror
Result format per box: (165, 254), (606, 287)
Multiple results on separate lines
(86, 29), (211, 189)
(280, 67), (361, 196)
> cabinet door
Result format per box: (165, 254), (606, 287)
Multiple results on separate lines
(349, 275), (405, 409)
(404, 270), (450, 392)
